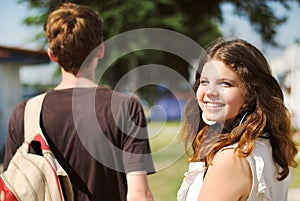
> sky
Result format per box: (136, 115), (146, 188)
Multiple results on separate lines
(220, 1), (300, 59)
(0, 1), (300, 84)
(0, 0), (56, 84)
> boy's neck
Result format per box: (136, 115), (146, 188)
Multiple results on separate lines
(54, 68), (98, 90)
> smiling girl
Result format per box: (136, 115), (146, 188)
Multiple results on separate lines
(177, 38), (298, 201)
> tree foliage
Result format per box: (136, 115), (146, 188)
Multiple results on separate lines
(18, 0), (300, 88)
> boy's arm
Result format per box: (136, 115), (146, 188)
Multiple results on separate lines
(3, 102), (26, 170)
(126, 171), (154, 201)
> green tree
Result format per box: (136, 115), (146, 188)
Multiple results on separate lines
(19, 0), (300, 89)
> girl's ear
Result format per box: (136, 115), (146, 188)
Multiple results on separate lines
(47, 48), (57, 63)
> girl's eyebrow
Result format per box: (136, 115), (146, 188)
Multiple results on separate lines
(200, 76), (237, 83)
(218, 78), (236, 83)
(218, 78), (243, 87)
(200, 77), (241, 87)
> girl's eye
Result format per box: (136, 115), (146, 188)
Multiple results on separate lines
(199, 79), (209, 85)
(220, 81), (232, 87)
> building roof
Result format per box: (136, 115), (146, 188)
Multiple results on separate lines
(0, 45), (49, 65)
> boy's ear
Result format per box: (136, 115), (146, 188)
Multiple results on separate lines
(97, 43), (104, 59)
(47, 48), (57, 63)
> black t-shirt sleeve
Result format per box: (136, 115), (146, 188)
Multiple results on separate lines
(3, 102), (25, 170)
(122, 97), (155, 174)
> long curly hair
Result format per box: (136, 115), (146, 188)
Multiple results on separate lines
(180, 38), (298, 180)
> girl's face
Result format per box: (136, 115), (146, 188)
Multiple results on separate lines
(197, 60), (245, 123)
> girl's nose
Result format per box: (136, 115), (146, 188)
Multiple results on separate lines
(205, 84), (219, 97)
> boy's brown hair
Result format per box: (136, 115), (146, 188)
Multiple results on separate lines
(44, 3), (103, 75)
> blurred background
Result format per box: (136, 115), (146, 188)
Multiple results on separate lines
(0, 0), (300, 200)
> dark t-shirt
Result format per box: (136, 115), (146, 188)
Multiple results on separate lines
(4, 87), (155, 201)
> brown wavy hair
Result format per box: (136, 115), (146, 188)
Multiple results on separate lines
(44, 3), (103, 75)
(180, 38), (298, 180)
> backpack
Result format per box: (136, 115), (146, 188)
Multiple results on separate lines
(0, 93), (74, 201)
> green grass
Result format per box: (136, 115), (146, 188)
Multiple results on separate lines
(289, 144), (300, 188)
(148, 156), (188, 201)
(147, 122), (300, 201)
(290, 158), (300, 188)
(147, 121), (188, 201)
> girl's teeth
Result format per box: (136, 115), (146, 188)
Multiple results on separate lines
(207, 102), (224, 107)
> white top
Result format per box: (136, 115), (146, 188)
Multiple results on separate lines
(177, 139), (292, 201)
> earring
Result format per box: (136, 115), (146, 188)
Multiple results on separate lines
(239, 113), (247, 126)
(202, 113), (216, 126)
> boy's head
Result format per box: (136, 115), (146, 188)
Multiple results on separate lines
(44, 3), (103, 75)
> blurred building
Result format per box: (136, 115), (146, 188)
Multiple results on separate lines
(0, 45), (49, 151)
(270, 42), (300, 130)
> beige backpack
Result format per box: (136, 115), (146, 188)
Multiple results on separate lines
(0, 93), (73, 201)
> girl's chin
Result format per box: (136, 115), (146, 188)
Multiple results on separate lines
(203, 114), (223, 122)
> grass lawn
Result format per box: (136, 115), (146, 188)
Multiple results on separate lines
(148, 121), (300, 201)
(147, 121), (188, 201)
(289, 145), (300, 188)
(290, 158), (300, 188)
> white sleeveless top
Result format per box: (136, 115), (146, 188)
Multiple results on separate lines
(177, 139), (292, 201)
